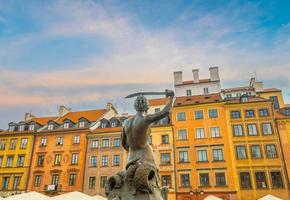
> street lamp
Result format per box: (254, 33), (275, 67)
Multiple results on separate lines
(189, 188), (204, 200)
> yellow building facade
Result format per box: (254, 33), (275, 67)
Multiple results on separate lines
(224, 96), (289, 200)
(0, 127), (34, 197)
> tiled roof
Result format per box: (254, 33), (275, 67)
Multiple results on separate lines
(174, 93), (222, 107)
(225, 96), (270, 104)
(221, 86), (253, 93)
(56, 109), (107, 124)
(148, 98), (167, 106)
(257, 88), (281, 93)
(92, 127), (122, 133)
(29, 117), (57, 125)
(176, 78), (217, 86)
(274, 109), (290, 119)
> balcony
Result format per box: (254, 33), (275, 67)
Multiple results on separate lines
(44, 184), (62, 193)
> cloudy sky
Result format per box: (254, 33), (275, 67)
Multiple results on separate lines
(0, 0), (289, 128)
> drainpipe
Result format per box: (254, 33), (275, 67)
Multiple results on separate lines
(82, 131), (89, 193)
(171, 124), (178, 200)
(25, 132), (36, 192)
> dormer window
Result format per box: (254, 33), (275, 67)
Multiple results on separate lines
(28, 124), (35, 131)
(240, 95), (249, 103)
(9, 125), (15, 132)
(48, 124), (54, 131)
(285, 108), (290, 116)
(101, 123), (107, 128)
(79, 121), (85, 128)
(18, 124), (25, 131)
(111, 121), (116, 128)
(63, 122), (69, 129)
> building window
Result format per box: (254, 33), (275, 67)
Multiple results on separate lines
(245, 110), (255, 118)
(271, 172), (283, 188)
(154, 108), (161, 113)
(160, 153), (171, 165)
(20, 138), (28, 149)
(90, 156), (97, 167)
(9, 139), (17, 150)
(28, 124), (35, 131)
(18, 124), (25, 131)
(37, 155), (45, 166)
(231, 111), (241, 119)
(54, 154), (61, 166)
(111, 121), (117, 127)
(0, 139), (6, 150)
(71, 153), (79, 165)
(102, 155), (108, 167)
(194, 110), (204, 120)
(13, 176), (21, 190)
(199, 173), (210, 186)
(9, 125), (15, 132)
(213, 149), (224, 161)
(6, 156), (14, 167)
(197, 150), (208, 162)
(240, 172), (252, 189)
(63, 122), (69, 129)
(255, 172), (268, 189)
(195, 128), (205, 139)
(79, 121), (85, 128)
(51, 174), (59, 185)
(69, 173), (76, 186)
(34, 175), (42, 187)
(270, 96), (280, 109)
(251, 145), (262, 159)
(233, 125), (243, 136)
(178, 129), (187, 140)
(113, 138), (121, 147)
(89, 177), (96, 189)
(0, 156), (3, 167)
(247, 124), (258, 136)
(73, 135), (80, 144)
(148, 135), (152, 145)
(40, 138), (47, 146)
(186, 89), (192, 96)
(208, 109), (218, 118)
(48, 124), (54, 131)
(203, 88), (209, 95)
(259, 108), (269, 117)
(285, 108), (290, 116)
(91, 140), (99, 148)
(100, 176), (107, 188)
(265, 144), (277, 158)
(101, 122), (107, 128)
(2, 177), (10, 190)
(262, 123), (273, 135)
(179, 151), (189, 163)
(177, 112), (186, 121)
(215, 173), (226, 186)
(113, 155), (120, 166)
(161, 175), (171, 187)
(161, 135), (169, 144)
(102, 139), (110, 148)
(56, 137), (63, 145)
(236, 146), (247, 159)
(210, 127), (221, 138)
(17, 155), (25, 167)
(180, 174), (190, 187)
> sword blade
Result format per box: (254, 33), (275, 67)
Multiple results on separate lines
(125, 92), (166, 99)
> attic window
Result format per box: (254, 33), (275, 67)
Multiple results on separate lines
(63, 122), (69, 129)
(19, 124), (25, 131)
(240, 95), (249, 103)
(285, 108), (290, 116)
(79, 121), (85, 128)
(48, 124), (54, 131)
(101, 122), (107, 128)
(8, 125), (15, 132)
(29, 124), (35, 131)
(111, 121), (117, 128)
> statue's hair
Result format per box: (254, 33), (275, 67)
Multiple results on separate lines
(134, 95), (149, 112)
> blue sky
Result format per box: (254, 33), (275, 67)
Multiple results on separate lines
(0, 0), (289, 128)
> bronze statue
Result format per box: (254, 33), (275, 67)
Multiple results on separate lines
(105, 90), (174, 200)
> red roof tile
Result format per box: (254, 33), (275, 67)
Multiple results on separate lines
(56, 109), (107, 124)
(148, 98), (168, 106)
(174, 93), (222, 107)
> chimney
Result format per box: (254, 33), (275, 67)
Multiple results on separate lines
(192, 69), (199, 83)
(209, 66), (220, 81)
(24, 113), (35, 122)
(253, 81), (264, 92)
(173, 71), (183, 85)
(58, 105), (70, 117)
(106, 102), (113, 111)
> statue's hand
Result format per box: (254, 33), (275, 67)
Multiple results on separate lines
(165, 89), (174, 98)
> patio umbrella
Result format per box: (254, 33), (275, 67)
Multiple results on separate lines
(204, 195), (223, 200)
(258, 194), (282, 200)
(5, 191), (50, 200)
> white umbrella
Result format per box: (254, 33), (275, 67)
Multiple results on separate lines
(204, 195), (223, 200)
(258, 194), (282, 200)
(93, 195), (107, 200)
(50, 191), (94, 200)
(5, 191), (50, 200)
